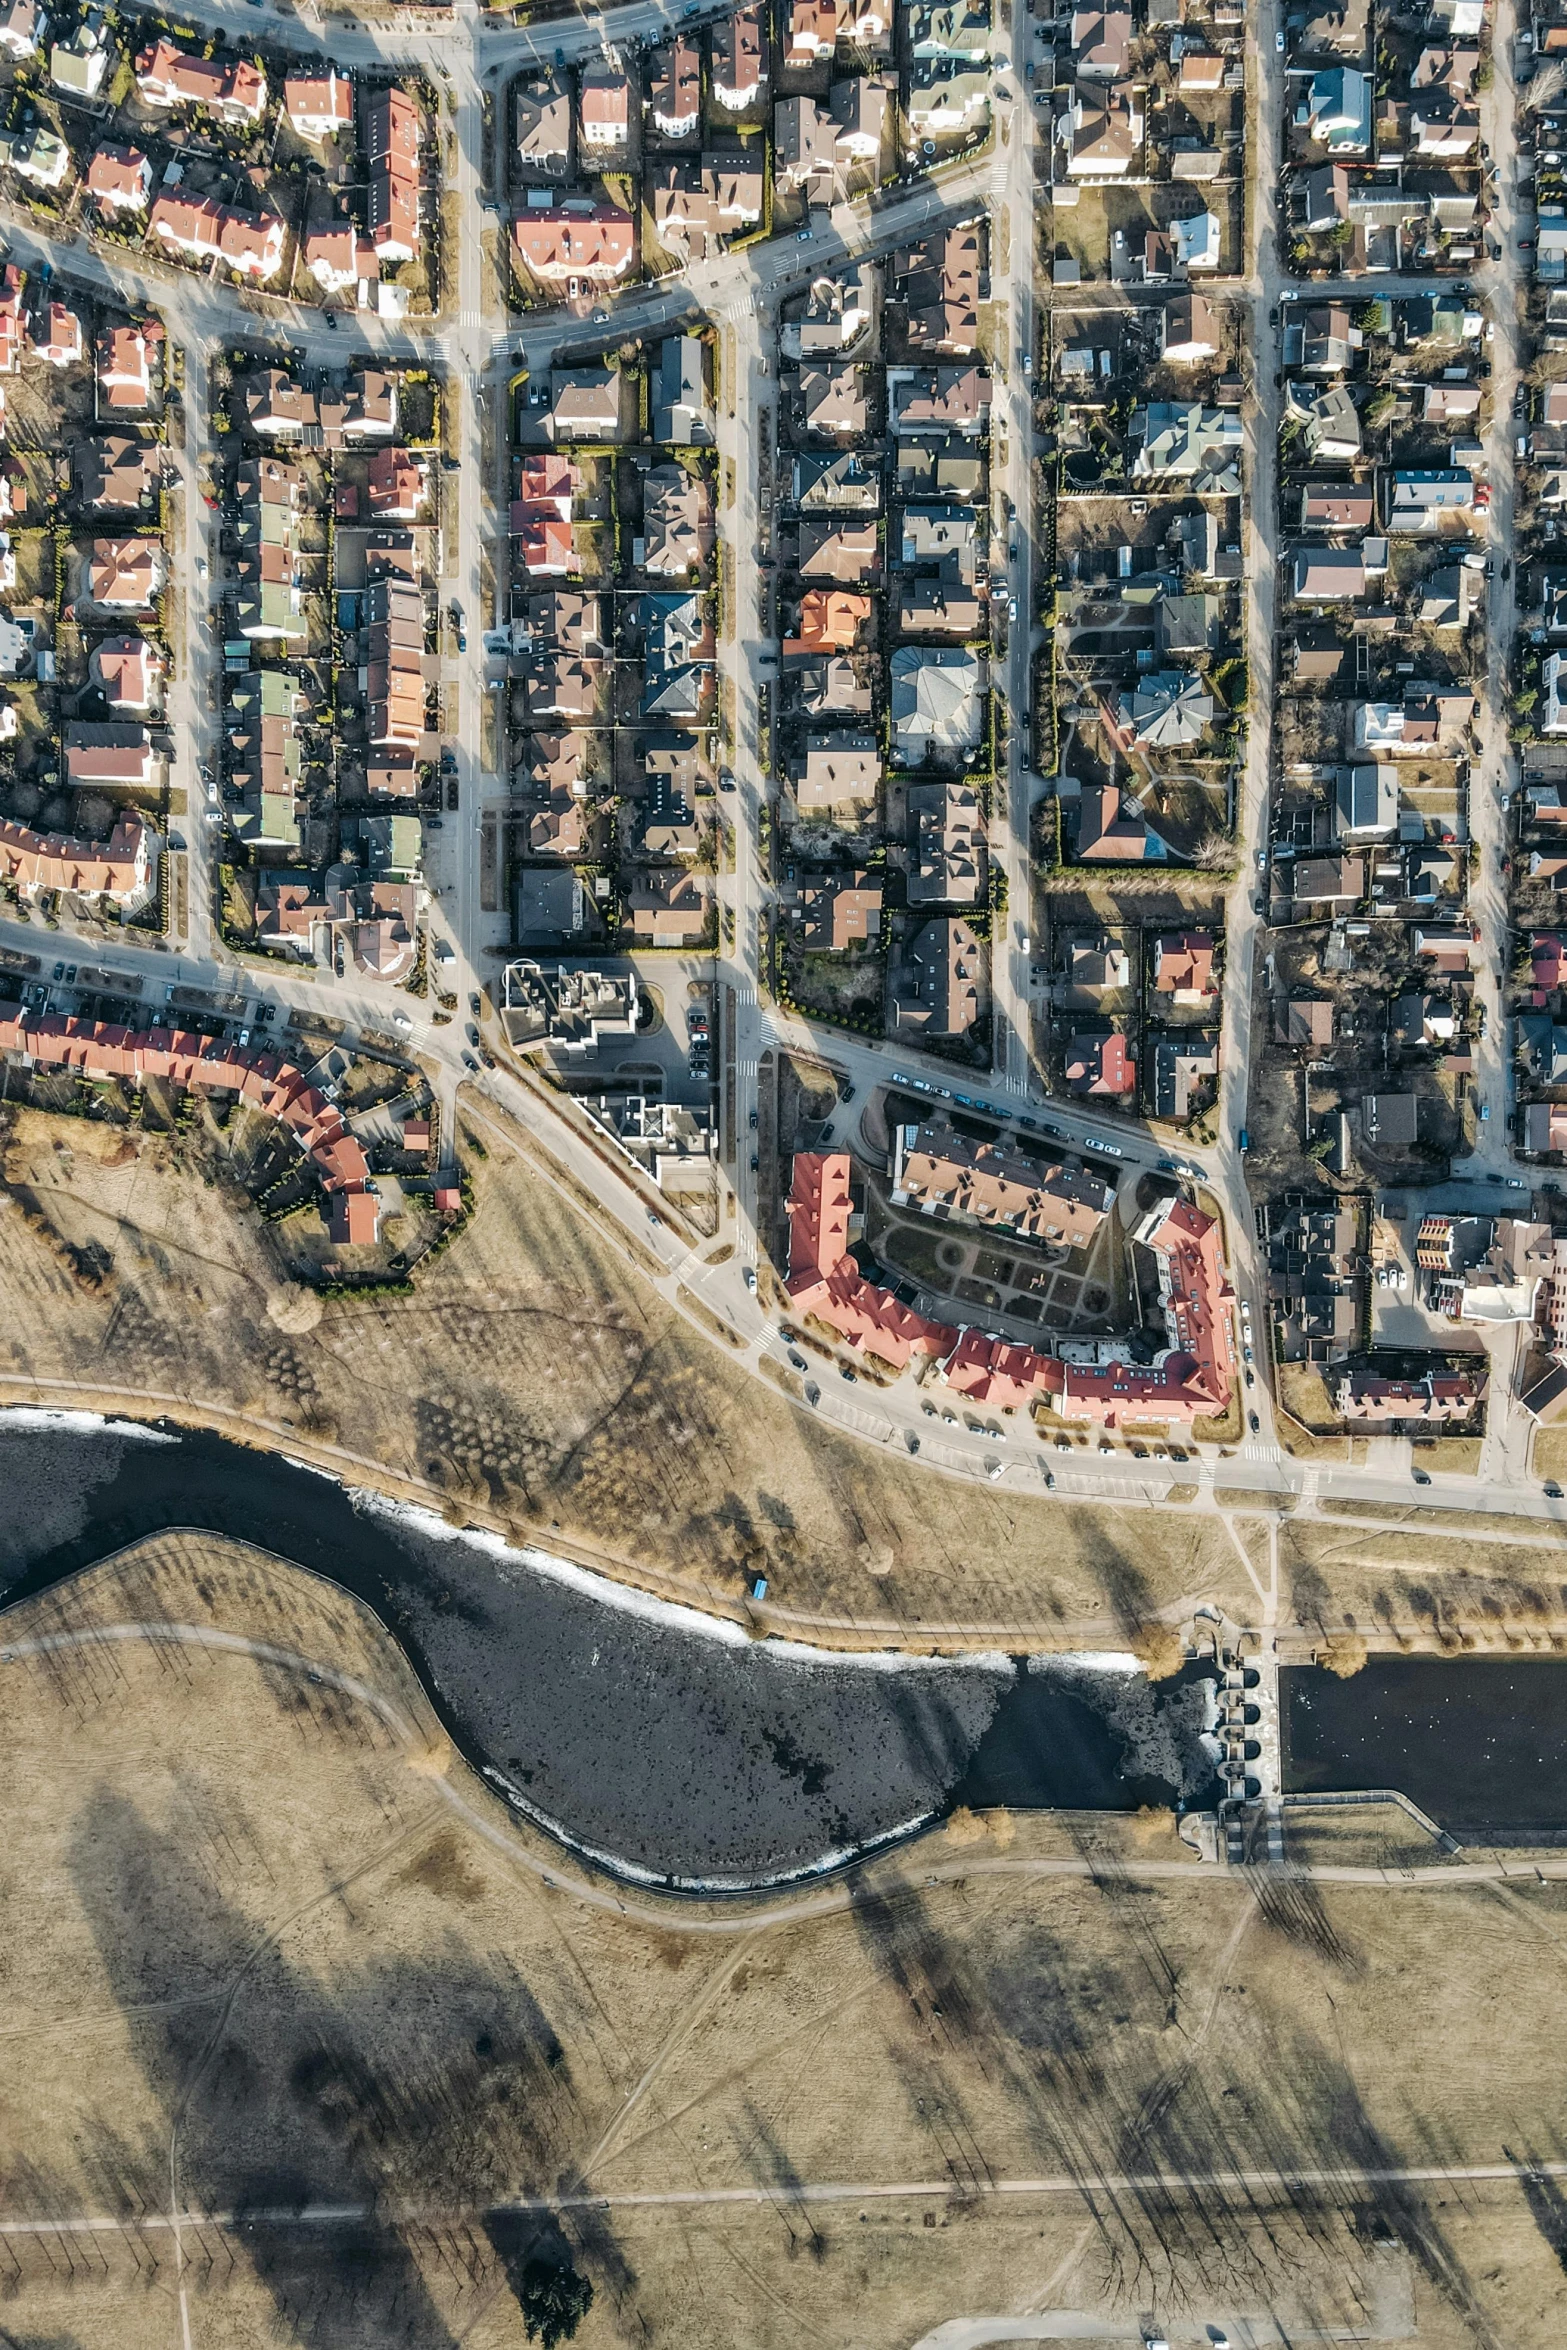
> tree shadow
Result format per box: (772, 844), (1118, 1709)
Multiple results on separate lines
(66, 1790), (633, 2348)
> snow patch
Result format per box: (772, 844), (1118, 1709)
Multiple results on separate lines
(0, 1407), (177, 1445)
(354, 1489), (1010, 1676)
(1026, 1649), (1144, 1676)
(480, 1760), (935, 1892)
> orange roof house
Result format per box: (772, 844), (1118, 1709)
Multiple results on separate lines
(0, 813), (149, 903)
(284, 68), (353, 139)
(302, 224), (378, 294)
(942, 1329), (1065, 1410)
(516, 513), (574, 575)
(97, 324), (151, 411)
(366, 446), (426, 519)
(88, 538), (163, 608)
(512, 203), (637, 284)
(366, 86), (421, 263)
(32, 301), (82, 368)
(0, 1015), (385, 1244)
(86, 144), (152, 212)
(785, 1152), (956, 1369)
(1059, 1199), (1234, 1428)
(135, 38), (267, 121)
(0, 267), (23, 374)
(1151, 929), (1217, 1000)
(783, 589), (872, 654)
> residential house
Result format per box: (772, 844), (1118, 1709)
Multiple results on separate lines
(792, 734), (882, 810)
(579, 59), (631, 153)
(653, 335), (714, 443)
(543, 368), (623, 441)
(1152, 931), (1217, 1003)
(284, 69), (354, 141)
(0, 0), (37, 61)
(1064, 1030), (1136, 1096)
(797, 517), (879, 582)
(88, 633), (160, 711)
(897, 225), (981, 354)
(1074, 784), (1174, 861)
(891, 916), (983, 1036)
(1071, 3), (1132, 75)
(87, 537), (162, 609)
(515, 68), (572, 176)
(86, 144), (152, 215)
(1068, 80), (1142, 177)
(96, 324), (151, 413)
(784, 588), (873, 653)
(49, 8), (111, 97)
(1153, 1031), (1218, 1119)
(712, 9), (766, 109)
(365, 86), (421, 267)
(0, 812), (149, 903)
(1276, 998), (1335, 1049)
(513, 202), (637, 285)
(63, 719), (156, 788)
(797, 871), (882, 949)
(302, 225), (379, 297)
(892, 1117), (1112, 1247)
(625, 869), (712, 945)
(1161, 291), (1221, 363)
(641, 463), (713, 576)
(649, 36), (701, 138)
(889, 645), (982, 762)
(907, 778), (984, 903)
(32, 303), (81, 369)
(135, 38), (267, 122)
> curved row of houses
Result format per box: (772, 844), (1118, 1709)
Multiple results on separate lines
(0, 1010), (381, 1242)
(785, 1150), (1235, 1426)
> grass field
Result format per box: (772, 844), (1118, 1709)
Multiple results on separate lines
(2, 1532), (1567, 2347)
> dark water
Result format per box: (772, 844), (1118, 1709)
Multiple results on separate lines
(956, 1656), (1223, 1815)
(1284, 1659), (1567, 1838)
(0, 1416), (1220, 1888)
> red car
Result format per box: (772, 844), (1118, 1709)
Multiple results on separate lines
(1474, 483), (1491, 508)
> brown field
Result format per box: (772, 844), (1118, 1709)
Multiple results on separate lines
(2, 1532), (1567, 2347)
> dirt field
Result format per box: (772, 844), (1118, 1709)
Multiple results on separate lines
(1277, 1509), (1567, 1647)
(2, 1532), (1567, 2348)
(0, 1099), (1250, 1646)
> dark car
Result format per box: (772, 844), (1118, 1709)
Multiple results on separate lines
(461, 1051), (479, 1071)
(469, 993), (481, 1014)
(749, 1108), (759, 1128)
(1412, 1467), (1431, 1485)
(1249, 1411), (1260, 1433)
(750, 1153), (759, 1171)
(1546, 1481), (1563, 1499)
(838, 1080), (855, 1102)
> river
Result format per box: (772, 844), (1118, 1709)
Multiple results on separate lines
(1284, 1657), (1567, 1841)
(0, 1413), (1224, 1889)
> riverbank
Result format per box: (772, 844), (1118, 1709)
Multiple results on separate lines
(0, 1430), (1227, 1890)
